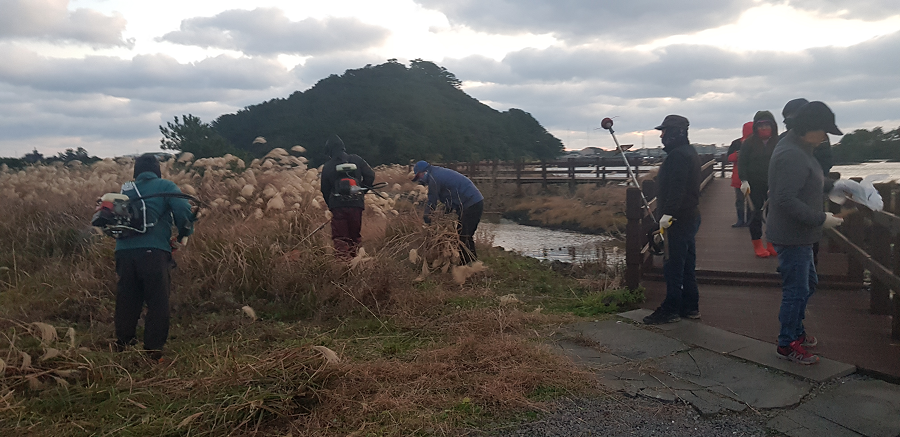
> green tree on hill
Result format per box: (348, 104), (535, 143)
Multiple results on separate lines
(212, 60), (564, 166)
(832, 126), (900, 163)
(160, 114), (245, 159)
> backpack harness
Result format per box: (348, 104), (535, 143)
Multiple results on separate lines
(91, 181), (199, 239)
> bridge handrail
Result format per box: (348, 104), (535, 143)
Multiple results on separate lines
(823, 180), (900, 340)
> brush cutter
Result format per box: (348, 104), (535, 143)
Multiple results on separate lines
(600, 117), (655, 221)
(601, 117), (672, 259)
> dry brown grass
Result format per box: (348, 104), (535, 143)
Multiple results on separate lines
(0, 155), (611, 436)
(503, 184), (628, 235)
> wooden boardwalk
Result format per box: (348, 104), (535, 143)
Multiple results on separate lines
(641, 178), (900, 380)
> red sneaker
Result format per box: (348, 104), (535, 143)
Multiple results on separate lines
(776, 340), (819, 365)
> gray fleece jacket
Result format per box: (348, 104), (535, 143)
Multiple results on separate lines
(765, 131), (827, 246)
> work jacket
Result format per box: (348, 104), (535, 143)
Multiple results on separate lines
(115, 172), (194, 253)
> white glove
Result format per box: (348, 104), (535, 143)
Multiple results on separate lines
(740, 181), (751, 196)
(822, 212), (843, 229)
(659, 214), (674, 232)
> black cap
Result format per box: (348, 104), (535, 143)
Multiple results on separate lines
(654, 114), (689, 130)
(782, 98), (809, 120)
(793, 101), (842, 136)
(133, 153), (161, 178)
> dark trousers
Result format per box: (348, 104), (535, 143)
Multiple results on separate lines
(747, 188), (767, 240)
(115, 248), (172, 351)
(733, 188), (745, 224)
(456, 201), (484, 264)
(660, 215), (701, 315)
(331, 207), (363, 258)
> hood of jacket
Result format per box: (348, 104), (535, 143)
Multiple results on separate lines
(325, 134), (346, 158)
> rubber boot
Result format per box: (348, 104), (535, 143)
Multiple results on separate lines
(752, 239), (769, 258)
(766, 242), (778, 257)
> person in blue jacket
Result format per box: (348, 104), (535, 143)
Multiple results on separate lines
(412, 160), (484, 264)
(114, 154), (195, 362)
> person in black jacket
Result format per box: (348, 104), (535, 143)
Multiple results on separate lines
(643, 115), (703, 325)
(319, 135), (375, 259)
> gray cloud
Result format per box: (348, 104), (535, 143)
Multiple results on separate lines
(0, 0), (133, 48)
(0, 44), (291, 100)
(416, 0), (900, 45)
(445, 29), (900, 146)
(415, 0), (746, 44)
(787, 0), (900, 20)
(160, 7), (390, 55)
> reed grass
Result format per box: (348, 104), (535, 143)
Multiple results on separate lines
(0, 155), (633, 436)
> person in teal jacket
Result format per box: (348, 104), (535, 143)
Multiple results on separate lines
(114, 153), (194, 362)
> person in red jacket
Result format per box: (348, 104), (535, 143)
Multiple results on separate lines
(727, 122), (754, 227)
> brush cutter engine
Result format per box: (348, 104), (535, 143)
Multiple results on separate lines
(91, 193), (145, 239)
(647, 229), (665, 256)
(91, 191), (201, 239)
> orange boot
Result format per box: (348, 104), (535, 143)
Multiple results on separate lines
(752, 239), (769, 258)
(766, 242), (778, 257)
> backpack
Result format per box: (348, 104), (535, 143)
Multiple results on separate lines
(91, 181), (198, 239)
(332, 160), (364, 200)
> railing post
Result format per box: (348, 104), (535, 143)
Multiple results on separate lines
(625, 187), (644, 290)
(595, 157), (601, 187)
(568, 158), (576, 193)
(515, 159), (522, 197)
(601, 157), (607, 184)
(541, 160), (548, 191)
(871, 215), (892, 315)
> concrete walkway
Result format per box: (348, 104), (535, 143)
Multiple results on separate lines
(553, 310), (900, 437)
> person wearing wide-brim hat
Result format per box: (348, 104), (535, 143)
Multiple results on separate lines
(642, 114), (703, 325)
(766, 101), (844, 365)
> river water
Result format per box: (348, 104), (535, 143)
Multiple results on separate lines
(479, 218), (624, 265)
(483, 161), (900, 264)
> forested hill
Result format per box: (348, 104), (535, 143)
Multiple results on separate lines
(212, 59), (564, 166)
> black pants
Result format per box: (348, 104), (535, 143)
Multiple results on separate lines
(747, 187), (768, 241)
(115, 248), (173, 352)
(456, 201), (484, 264)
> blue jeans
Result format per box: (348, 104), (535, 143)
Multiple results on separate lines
(661, 215), (701, 314)
(774, 244), (817, 347)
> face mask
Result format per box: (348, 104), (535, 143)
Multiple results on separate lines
(757, 126), (772, 140)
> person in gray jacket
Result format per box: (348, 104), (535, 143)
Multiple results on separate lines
(766, 101), (844, 365)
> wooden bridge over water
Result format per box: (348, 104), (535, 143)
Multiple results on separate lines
(624, 164), (900, 380)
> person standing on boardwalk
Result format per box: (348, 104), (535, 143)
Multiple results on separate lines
(643, 115), (702, 325)
(738, 110), (780, 258)
(320, 134), (376, 259)
(412, 160), (484, 265)
(767, 101), (844, 365)
(727, 121), (754, 227)
(781, 98), (836, 266)
(113, 154), (195, 362)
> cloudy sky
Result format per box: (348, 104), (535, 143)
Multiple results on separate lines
(2, 0), (899, 158)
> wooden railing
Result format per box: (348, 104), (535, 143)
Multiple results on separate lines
(824, 180), (900, 340)
(432, 157), (660, 193)
(625, 154), (717, 290)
